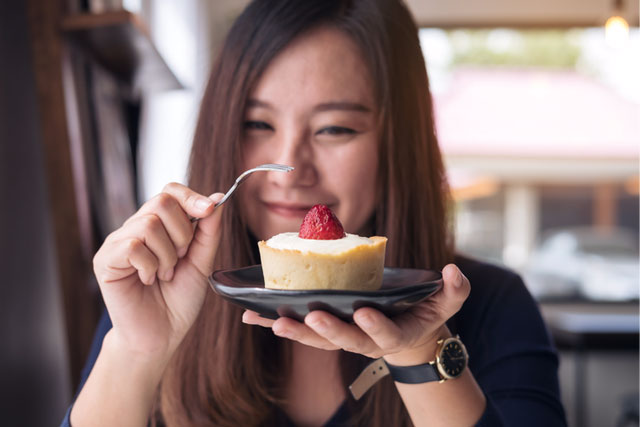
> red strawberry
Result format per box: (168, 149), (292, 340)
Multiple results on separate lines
(299, 204), (346, 240)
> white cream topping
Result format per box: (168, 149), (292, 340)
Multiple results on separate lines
(266, 232), (373, 254)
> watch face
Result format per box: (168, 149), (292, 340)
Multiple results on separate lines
(437, 338), (468, 379)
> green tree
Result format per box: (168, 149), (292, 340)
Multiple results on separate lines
(449, 29), (582, 68)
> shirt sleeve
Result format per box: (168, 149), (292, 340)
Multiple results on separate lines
(59, 308), (113, 427)
(456, 262), (567, 426)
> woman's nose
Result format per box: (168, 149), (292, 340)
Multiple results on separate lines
(268, 131), (317, 188)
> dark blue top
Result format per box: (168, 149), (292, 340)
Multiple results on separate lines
(61, 257), (567, 426)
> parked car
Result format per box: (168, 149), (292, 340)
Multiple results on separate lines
(524, 227), (639, 301)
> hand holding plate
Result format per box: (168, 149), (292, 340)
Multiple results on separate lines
(242, 264), (470, 364)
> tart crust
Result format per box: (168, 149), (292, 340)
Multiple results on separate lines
(258, 236), (387, 290)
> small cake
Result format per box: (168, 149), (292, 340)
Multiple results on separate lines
(258, 204), (387, 290)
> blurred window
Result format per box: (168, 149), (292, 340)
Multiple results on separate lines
(420, 28), (640, 273)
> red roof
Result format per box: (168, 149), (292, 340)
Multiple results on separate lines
(434, 68), (640, 159)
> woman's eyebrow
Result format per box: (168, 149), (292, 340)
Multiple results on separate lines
(246, 98), (273, 109)
(313, 102), (371, 113)
(246, 98), (372, 113)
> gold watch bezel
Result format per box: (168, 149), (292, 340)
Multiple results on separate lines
(434, 335), (468, 381)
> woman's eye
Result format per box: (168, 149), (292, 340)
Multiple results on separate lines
(244, 121), (273, 131)
(317, 126), (356, 136)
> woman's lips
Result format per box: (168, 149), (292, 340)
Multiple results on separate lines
(263, 202), (313, 218)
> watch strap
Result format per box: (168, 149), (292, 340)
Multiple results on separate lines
(348, 358), (390, 400)
(385, 361), (441, 384)
(348, 357), (442, 401)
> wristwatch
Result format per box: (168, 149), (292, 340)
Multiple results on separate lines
(348, 335), (469, 400)
(386, 335), (469, 384)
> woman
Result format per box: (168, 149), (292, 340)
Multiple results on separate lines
(65, 0), (566, 426)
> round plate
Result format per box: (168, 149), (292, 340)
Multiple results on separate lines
(209, 265), (442, 322)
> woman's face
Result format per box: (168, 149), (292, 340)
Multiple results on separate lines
(239, 27), (379, 241)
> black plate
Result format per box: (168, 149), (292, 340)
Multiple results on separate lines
(209, 265), (442, 322)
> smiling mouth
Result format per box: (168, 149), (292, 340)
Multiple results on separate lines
(263, 202), (313, 218)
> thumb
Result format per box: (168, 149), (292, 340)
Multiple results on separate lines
(185, 192), (225, 277)
(435, 264), (471, 318)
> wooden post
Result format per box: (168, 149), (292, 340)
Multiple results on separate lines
(25, 0), (100, 390)
(593, 183), (617, 231)
(503, 183), (539, 270)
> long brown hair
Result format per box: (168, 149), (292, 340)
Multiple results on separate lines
(157, 0), (453, 425)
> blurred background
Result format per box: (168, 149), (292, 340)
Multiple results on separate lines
(1, 0), (638, 426)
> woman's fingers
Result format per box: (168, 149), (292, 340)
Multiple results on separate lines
(133, 185), (207, 259)
(305, 311), (380, 356)
(137, 192), (194, 258)
(96, 237), (158, 286)
(119, 184), (225, 279)
(352, 307), (407, 354)
(243, 311), (339, 350)
(241, 263), (472, 359)
(129, 214), (178, 282)
(125, 238), (159, 285)
(98, 215), (177, 285)
(98, 183), (212, 286)
(273, 316), (341, 351)
(436, 264), (471, 317)
(155, 184), (224, 266)
(242, 310), (275, 327)
(186, 193), (225, 277)
(388, 264), (470, 345)
(158, 182), (217, 220)
(244, 309), (404, 357)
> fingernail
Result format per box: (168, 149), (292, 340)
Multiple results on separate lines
(208, 192), (224, 202)
(454, 269), (463, 288)
(164, 267), (174, 281)
(195, 197), (212, 212)
(177, 246), (188, 258)
(275, 329), (293, 339)
(309, 318), (327, 333)
(358, 313), (374, 329)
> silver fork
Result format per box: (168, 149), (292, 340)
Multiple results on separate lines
(190, 163), (294, 223)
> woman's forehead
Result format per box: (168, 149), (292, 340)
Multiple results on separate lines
(249, 27), (375, 109)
